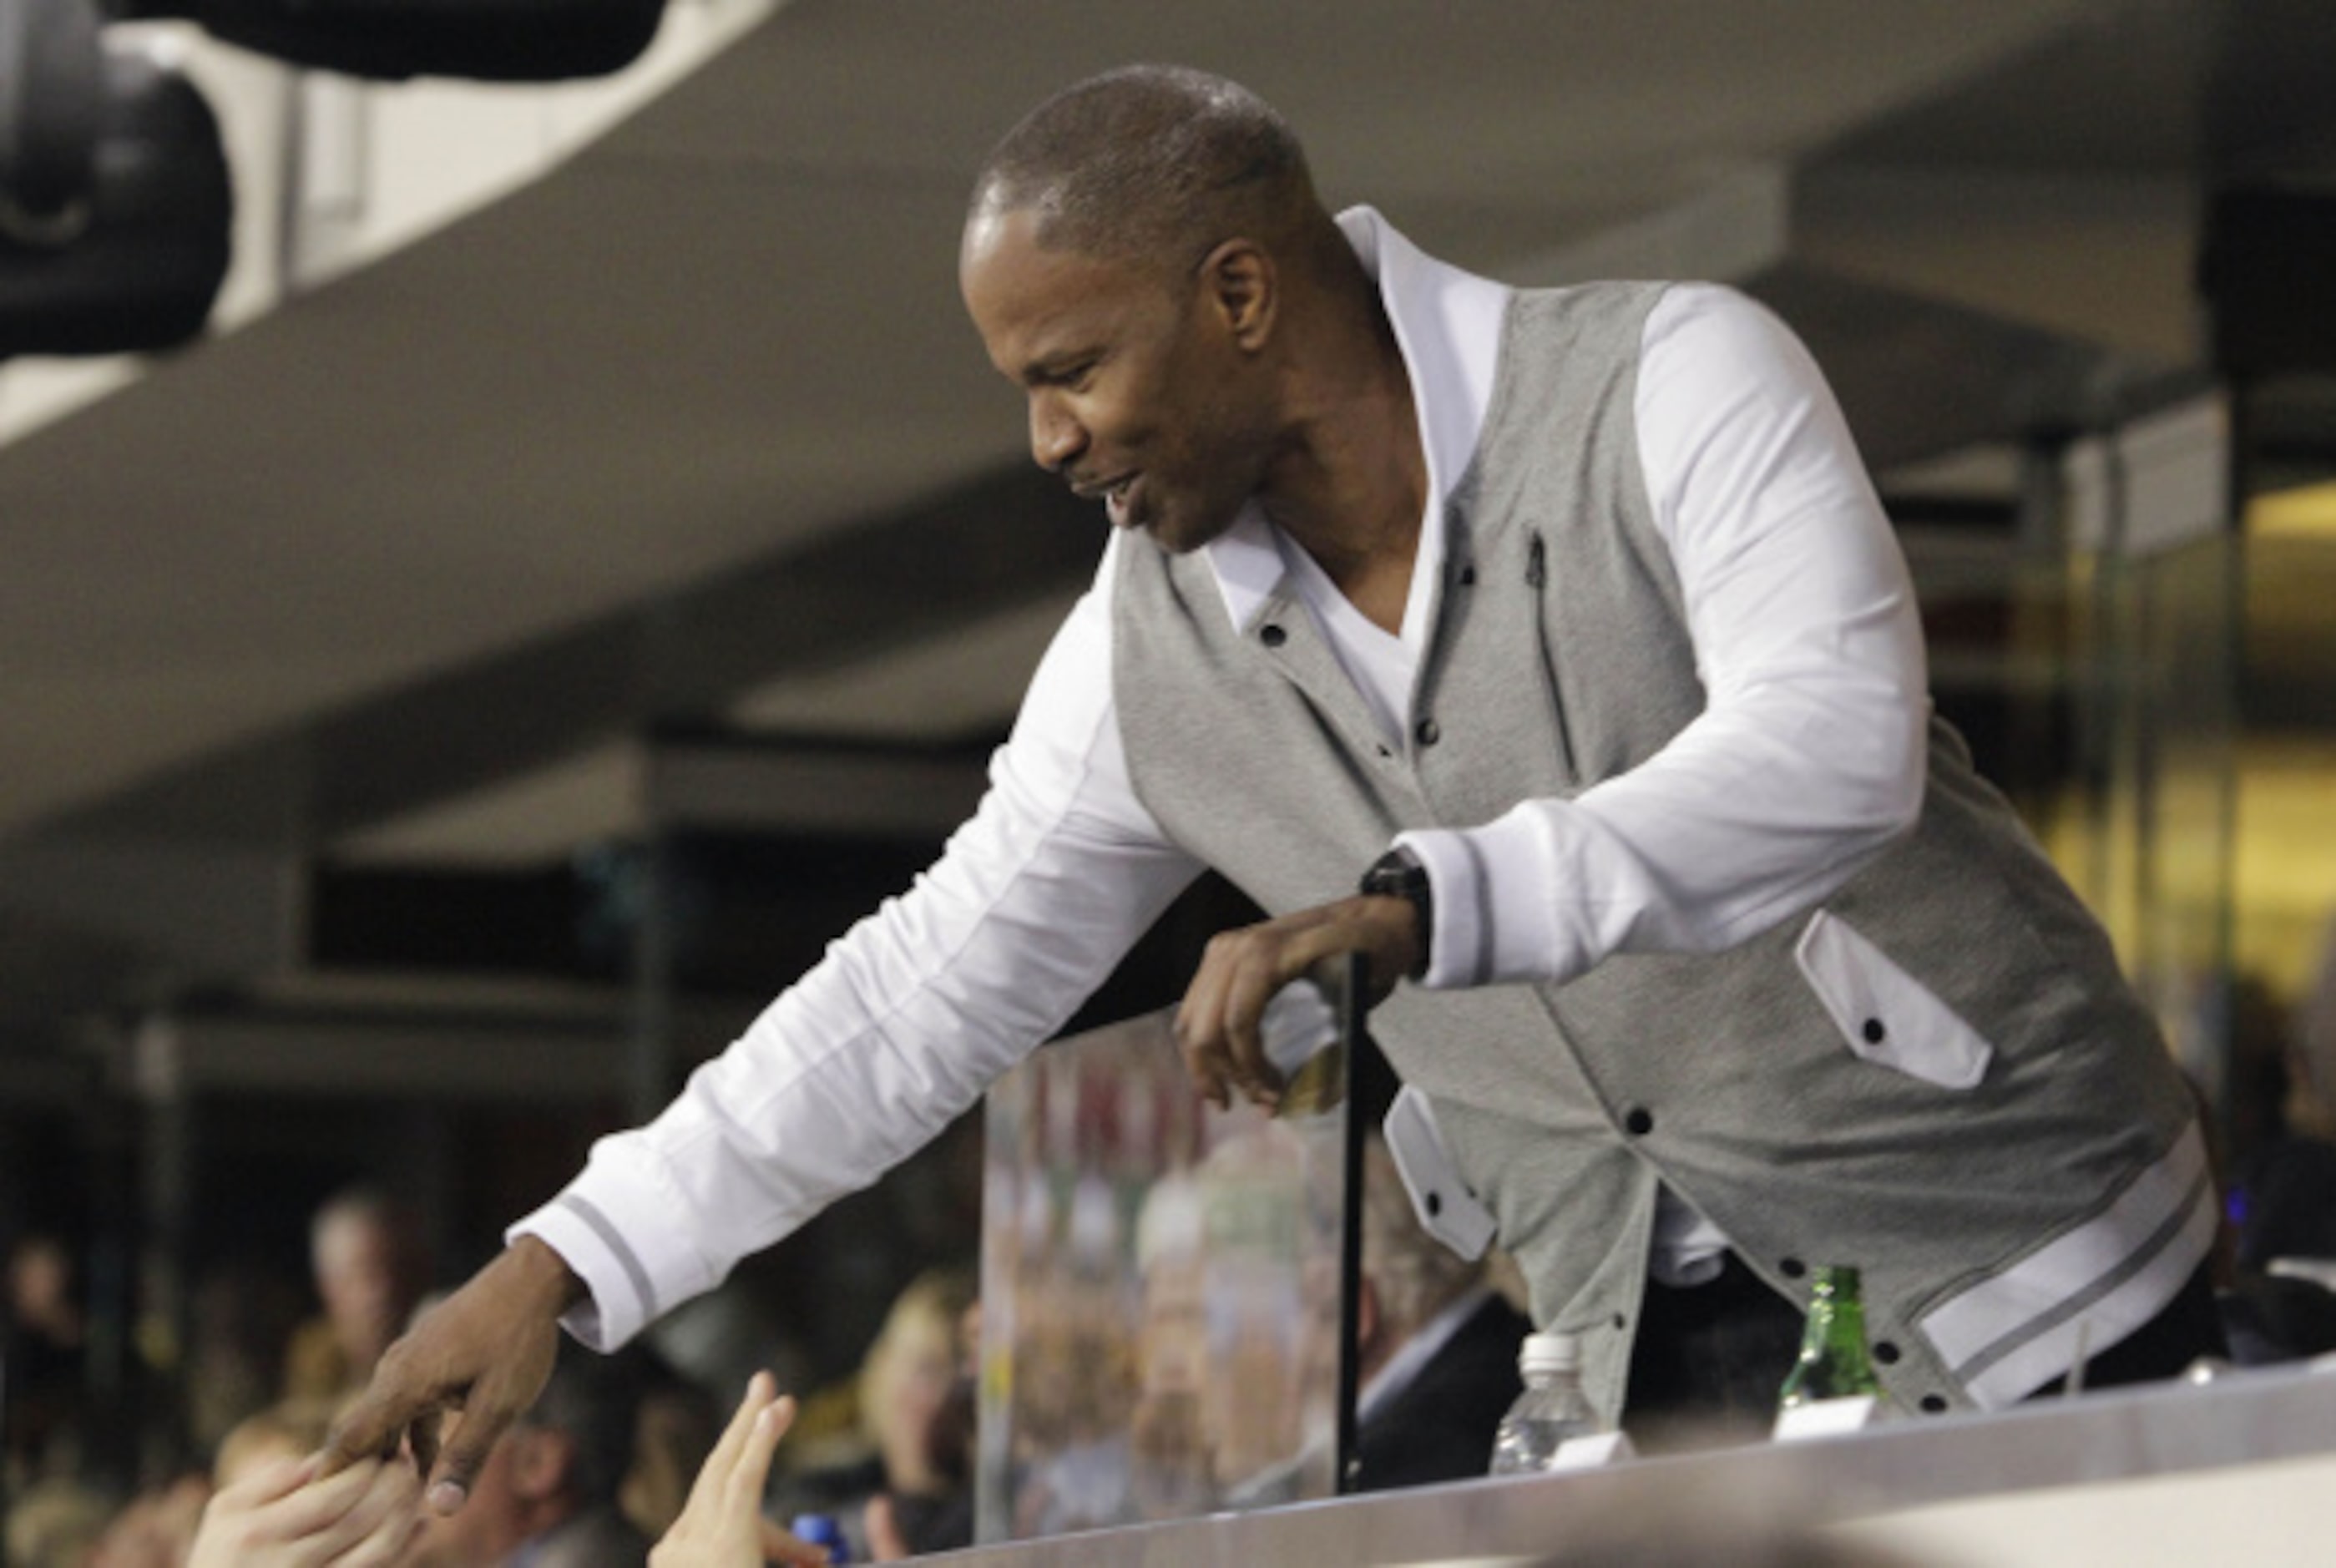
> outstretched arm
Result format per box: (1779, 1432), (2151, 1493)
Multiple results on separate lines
(503, 567), (1196, 1355)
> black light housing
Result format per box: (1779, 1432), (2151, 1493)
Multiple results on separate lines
(0, 1), (231, 357)
(106, 0), (669, 82)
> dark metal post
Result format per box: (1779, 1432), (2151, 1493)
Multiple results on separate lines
(1332, 952), (1373, 1496)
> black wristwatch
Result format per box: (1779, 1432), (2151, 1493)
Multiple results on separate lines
(1360, 847), (1433, 980)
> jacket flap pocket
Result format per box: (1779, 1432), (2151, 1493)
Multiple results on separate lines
(1793, 909), (1992, 1090)
(1383, 1086), (1497, 1260)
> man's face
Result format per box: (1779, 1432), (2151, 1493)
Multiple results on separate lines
(315, 1216), (407, 1369)
(400, 1423), (547, 1568)
(960, 206), (1278, 554)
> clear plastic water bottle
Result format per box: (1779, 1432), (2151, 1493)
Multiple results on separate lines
(1487, 1329), (1601, 1474)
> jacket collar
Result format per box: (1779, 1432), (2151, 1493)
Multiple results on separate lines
(1201, 207), (1512, 635)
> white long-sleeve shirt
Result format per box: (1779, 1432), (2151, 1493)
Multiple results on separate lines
(514, 209), (1926, 1348)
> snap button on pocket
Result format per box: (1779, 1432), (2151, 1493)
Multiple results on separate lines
(1794, 911), (1992, 1091)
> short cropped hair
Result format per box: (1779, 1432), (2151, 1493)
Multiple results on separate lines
(969, 64), (1317, 273)
(522, 1345), (647, 1506)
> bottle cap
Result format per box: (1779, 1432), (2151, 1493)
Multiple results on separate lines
(1518, 1329), (1581, 1376)
(790, 1514), (851, 1562)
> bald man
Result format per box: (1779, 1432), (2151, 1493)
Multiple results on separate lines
(331, 64), (2218, 1496)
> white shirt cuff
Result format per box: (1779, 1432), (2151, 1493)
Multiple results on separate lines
(506, 1145), (721, 1352)
(1393, 825), (1494, 989)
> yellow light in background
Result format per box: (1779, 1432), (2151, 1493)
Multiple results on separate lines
(2234, 738), (2336, 1002)
(2248, 479), (2336, 539)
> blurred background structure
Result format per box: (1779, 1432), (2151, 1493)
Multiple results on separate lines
(3, 0), (2336, 1530)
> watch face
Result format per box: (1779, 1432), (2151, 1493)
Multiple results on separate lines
(1361, 852), (1433, 979)
(1364, 851), (1426, 897)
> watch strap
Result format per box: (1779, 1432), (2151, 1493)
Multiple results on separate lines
(1360, 847), (1433, 981)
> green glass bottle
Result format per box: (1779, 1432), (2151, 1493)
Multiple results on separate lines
(1777, 1264), (1883, 1409)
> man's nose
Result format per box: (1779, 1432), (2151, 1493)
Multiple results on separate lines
(1029, 395), (1086, 473)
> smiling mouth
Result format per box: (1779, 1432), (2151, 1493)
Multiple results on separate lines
(1071, 473), (1140, 525)
(1071, 472), (1134, 500)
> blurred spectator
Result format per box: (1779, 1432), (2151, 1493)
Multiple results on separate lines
(617, 1358), (724, 1544)
(404, 1343), (652, 1568)
(5, 1232), (88, 1487)
(1350, 1137), (1532, 1491)
(186, 1259), (311, 1459)
(2223, 976), (2336, 1267)
(6, 1474), (114, 1568)
(284, 1188), (431, 1405)
(84, 1472), (209, 1568)
(777, 1267), (975, 1560)
(2220, 963), (2336, 1363)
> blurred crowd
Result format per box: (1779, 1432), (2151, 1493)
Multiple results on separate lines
(12, 922), (2336, 1568)
(3, 1188), (979, 1568)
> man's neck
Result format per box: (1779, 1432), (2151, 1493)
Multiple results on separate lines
(1261, 286), (1426, 636)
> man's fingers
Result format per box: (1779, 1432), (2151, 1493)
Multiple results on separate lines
(427, 1310), (563, 1519)
(321, 1388), (420, 1478)
(427, 1404), (517, 1516)
(408, 1409), (441, 1481)
(1172, 1010), (1233, 1110)
(1219, 953), (1296, 1108)
(1176, 935), (1244, 1110)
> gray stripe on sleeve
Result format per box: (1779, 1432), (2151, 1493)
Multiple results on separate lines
(558, 1193), (658, 1327)
(1948, 1164), (2212, 1388)
(1458, 833), (1498, 989)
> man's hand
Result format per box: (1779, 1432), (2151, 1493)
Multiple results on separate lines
(188, 1455), (422, 1568)
(1175, 893), (1419, 1110)
(320, 1235), (580, 1515)
(651, 1373), (830, 1567)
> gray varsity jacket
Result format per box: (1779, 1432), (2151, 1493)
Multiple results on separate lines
(1111, 280), (2208, 1422)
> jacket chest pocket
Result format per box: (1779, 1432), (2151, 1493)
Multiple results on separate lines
(1793, 910), (1993, 1090)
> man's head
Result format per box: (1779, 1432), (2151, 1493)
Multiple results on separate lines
(404, 1347), (645, 1567)
(860, 1267), (977, 1496)
(309, 1187), (427, 1377)
(960, 65), (1349, 554)
(1358, 1138), (1484, 1381)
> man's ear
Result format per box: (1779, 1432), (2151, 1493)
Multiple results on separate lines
(1198, 239), (1277, 352)
(508, 1427), (574, 1502)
